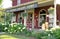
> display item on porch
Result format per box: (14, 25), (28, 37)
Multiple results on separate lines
(42, 23), (45, 30)
(45, 22), (48, 30)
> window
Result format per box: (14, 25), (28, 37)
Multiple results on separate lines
(17, 0), (21, 5)
(39, 9), (46, 29)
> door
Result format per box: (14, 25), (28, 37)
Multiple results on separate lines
(27, 13), (33, 28)
(39, 9), (46, 28)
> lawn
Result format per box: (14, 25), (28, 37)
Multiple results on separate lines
(0, 33), (35, 39)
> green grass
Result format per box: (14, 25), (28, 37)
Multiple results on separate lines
(0, 33), (35, 39)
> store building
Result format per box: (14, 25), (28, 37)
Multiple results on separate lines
(5, 0), (54, 29)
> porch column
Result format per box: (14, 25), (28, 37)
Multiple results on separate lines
(24, 10), (27, 26)
(48, 7), (55, 28)
(54, 1), (56, 27)
(11, 12), (16, 23)
(32, 11), (34, 29)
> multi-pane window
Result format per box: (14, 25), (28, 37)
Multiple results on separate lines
(17, 0), (21, 5)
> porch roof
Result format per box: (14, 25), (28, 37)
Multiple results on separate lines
(5, 0), (54, 13)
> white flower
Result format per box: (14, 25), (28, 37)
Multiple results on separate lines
(21, 30), (22, 31)
(22, 27), (26, 29)
(4, 27), (7, 30)
(8, 30), (9, 31)
(51, 31), (53, 33)
(17, 31), (19, 33)
(14, 30), (16, 32)
(11, 25), (14, 27)
(10, 24), (14, 27)
(14, 25), (17, 27)
(51, 28), (56, 31)
(18, 27), (21, 29)
(50, 29), (52, 31)
(11, 29), (13, 30)
(29, 28), (32, 30)
(2, 23), (5, 25)
(10, 23), (13, 26)
(45, 29), (49, 31)
(48, 34), (50, 36)
(10, 32), (12, 33)
(55, 26), (60, 28)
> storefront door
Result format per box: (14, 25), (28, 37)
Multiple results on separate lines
(27, 13), (33, 28)
(39, 9), (46, 28)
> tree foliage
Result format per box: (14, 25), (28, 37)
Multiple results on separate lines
(0, 8), (12, 23)
(0, 0), (2, 5)
(0, 8), (5, 23)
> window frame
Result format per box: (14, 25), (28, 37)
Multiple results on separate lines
(17, 0), (21, 5)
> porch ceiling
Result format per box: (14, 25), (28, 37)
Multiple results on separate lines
(38, 0), (54, 7)
(5, 1), (38, 12)
(5, 0), (54, 13)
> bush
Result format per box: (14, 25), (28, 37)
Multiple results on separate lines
(32, 29), (57, 39)
(51, 28), (60, 39)
(1, 23), (60, 39)
(34, 31), (48, 39)
(0, 23), (32, 36)
(0, 23), (9, 32)
(0, 23), (3, 32)
(33, 28), (60, 39)
(7, 23), (27, 34)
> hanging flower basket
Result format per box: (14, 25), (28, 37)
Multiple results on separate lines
(48, 7), (54, 14)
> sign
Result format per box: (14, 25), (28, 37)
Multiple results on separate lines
(6, 3), (38, 12)
(26, 3), (38, 9)
(48, 7), (54, 14)
(6, 7), (26, 12)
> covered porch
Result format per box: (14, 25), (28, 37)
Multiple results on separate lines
(5, 0), (55, 29)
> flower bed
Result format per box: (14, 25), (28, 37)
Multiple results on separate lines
(0, 23), (32, 36)
(0, 23), (60, 39)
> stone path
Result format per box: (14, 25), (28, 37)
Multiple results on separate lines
(0, 32), (5, 34)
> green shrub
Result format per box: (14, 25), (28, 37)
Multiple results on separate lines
(7, 23), (27, 34)
(1, 23), (60, 39)
(32, 29), (57, 39)
(34, 31), (48, 39)
(0, 23), (3, 32)
(51, 28), (60, 39)
(0, 23), (32, 36)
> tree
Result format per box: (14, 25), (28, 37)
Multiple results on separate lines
(0, 0), (2, 5)
(0, 8), (12, 23)
(0, 8), (5, 23)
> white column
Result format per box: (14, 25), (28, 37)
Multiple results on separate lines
(32, 10), (34, 29)
(11, 12), (14, 23)
(24, 10), (27, 26)
(53, 0), (56, 27)
(5, 12), (6, 24)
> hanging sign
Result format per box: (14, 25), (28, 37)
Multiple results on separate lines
(26, 3), (38, 9)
